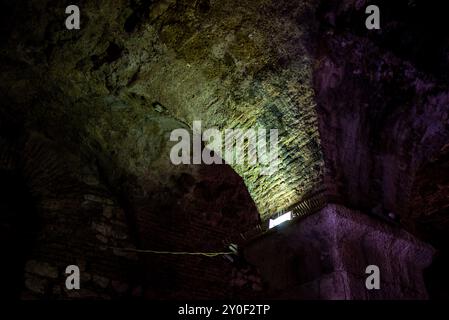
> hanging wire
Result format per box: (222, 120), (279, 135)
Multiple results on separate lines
(107, 246), (236, 258)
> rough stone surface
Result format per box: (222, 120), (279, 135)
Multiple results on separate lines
(315, 0), (449, 219)
(0, 0), (325, 221)
(25, 260), (58, 279)
(0, 114), (260, 299)
(1, 0), (448, 224)
(243, 204), (435, 299)
(0, 0), (449, 299)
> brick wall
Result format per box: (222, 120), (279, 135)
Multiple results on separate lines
(126, 164), (262, 299)
(0, 129), (264, 299)
(0, 131), (143, 299)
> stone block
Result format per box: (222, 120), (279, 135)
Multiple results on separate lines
(243, 204), (435, 299)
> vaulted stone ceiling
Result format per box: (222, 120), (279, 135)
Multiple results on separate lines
(1, 0), (448, 233)
(1, 0), (325, 221)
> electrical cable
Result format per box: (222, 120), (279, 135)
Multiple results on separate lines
(107, 246), (235, 258)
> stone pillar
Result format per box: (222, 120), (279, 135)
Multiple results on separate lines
(243, 204), (434, 299)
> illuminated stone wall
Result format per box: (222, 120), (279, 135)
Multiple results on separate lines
(0, 0), (325, 221)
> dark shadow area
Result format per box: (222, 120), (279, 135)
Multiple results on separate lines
(316, 0), (449, 83)
(0, 169), (39, 299)
(411, 149), (449, 299)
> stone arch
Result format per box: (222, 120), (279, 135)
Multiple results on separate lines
(0, 0), (326, 223)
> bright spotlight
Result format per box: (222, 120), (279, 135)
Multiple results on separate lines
(269, 211), (292, 229)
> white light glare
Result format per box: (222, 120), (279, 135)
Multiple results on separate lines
(269, 211), (292, 229)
